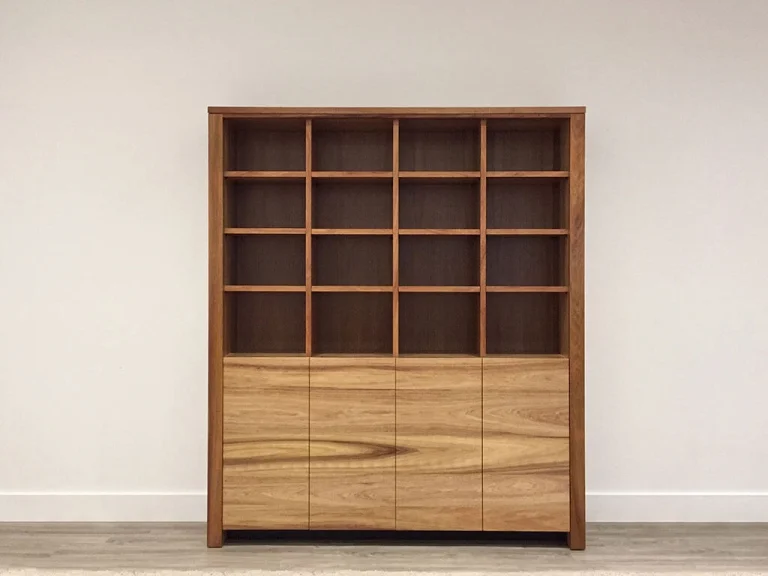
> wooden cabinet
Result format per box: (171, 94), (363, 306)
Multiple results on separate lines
(309, 358), (396, 529)
(396, 358), (482, 530)
(222, 356), (309, 529)
(483, 357), (570, 531)
(209, 107), (585, 548)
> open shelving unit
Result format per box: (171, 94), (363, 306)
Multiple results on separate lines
(219, 116), (575, 356)
(209, 107), (585, 549)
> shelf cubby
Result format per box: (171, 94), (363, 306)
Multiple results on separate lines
(400, 119), (479, 171)
(313, 235), (392, 286)
(399, 293), (479, 355)
(400, 180), (479, 229)
(486, 293), (563, 354)
(313, 292), (393, 354)
(227, 292), (306, 354)
(487, 236), (565, 287)
(487, 119), (568, 172)
(313, 119), (393, 172)
(225, 235), (305, 286)
(487, 179), (566, 230)
(313, 180), (392, 229)
(225, 179), (305, 229)
(226, 119), (306, 171)
(400, 235), (479, 286)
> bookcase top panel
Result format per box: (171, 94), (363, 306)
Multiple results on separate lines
(208, 106), (586, 117)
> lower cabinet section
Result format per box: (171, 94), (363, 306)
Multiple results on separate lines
(221, 355), (569, 531)
(396, 358), (483, 530)
(222, 356), (309, 529)
(309, 357), (396, 529)
(483, 357), (570, 531)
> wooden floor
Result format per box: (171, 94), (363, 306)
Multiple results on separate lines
(1, 523), (767, 572)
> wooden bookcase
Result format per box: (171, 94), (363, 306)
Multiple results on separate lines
(208, 107), (585, 548)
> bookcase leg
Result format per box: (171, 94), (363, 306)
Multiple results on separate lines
(567, 526), (585, 550)
(207, 527), (223, 548)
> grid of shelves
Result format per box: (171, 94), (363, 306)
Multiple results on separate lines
(221, 117), (571, 356)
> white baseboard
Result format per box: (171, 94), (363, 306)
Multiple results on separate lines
(587, 492), (768, 522)
(2, 492), (767, 522)
(0, 492), (206, 522)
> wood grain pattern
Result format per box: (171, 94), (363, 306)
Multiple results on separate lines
(225, 170), (306, 180)
(483, 357), (570, 532)
(222, 357), (309, 529)
(399, 228), (479, 235)
(396, 358), (482, 530)
(208, 113), (224, 548)
(568, 113), (586, 550)
(310, 358), (395, 529)
(7, 523), (768, 571)
(487, 170), (569, 178)
(211, 107), (586, 117)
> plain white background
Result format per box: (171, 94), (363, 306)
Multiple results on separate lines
(1, 0), (767, 522)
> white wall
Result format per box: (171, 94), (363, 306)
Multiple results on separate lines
(1, 0), (767, 522)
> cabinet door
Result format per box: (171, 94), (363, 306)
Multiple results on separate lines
(223, 356), (308, 529)
(483, 357), (569, 531)
(396, 357), (482, 530)
(309, 358), (395, 529)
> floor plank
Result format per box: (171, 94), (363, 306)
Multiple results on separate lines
(0, 523), (767, 571)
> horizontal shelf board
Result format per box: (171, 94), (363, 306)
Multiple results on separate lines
(398, 353), (481, 358)
(399, 171), (479, 181)
(399, 286), (480, 293)
(484, 354), (568, 359)
(225, 353), (307, 358)
(224, 227), (305, 235)
(224, 170), (306, 181)
(211, 106), (585, 117)
(312, 228), (393, 235)
(487, 171), (569, 179)
(486, 228), (568, 236)
(312, 286), (393, 292)
(486, 286), (569, 293)
(311, 353), (394, 357)
(400, 229), (480, 236)
(311, 171), (393, 180)
(224, 285), (306, 292)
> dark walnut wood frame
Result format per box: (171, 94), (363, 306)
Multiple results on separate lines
(208, 107), (585, 549)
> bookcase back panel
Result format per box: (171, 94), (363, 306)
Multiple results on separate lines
(313, 181), (392, 229)
(313, 236), (393, 286)
(400, 293), (479, 355)
(227, 181), (305, 228)
(313, 120), (393, 171)
(486, 293), (562, 355)
(400, 236), (479, 286)
(400, 181), (479, 229)
(487, 119), (567, 171)
(313, 293), (393, 355)
(487, 180), (564, 229)
(225, 235), (305, 286)
(228, 119), (305, 171)
(400, 120), (479, 171)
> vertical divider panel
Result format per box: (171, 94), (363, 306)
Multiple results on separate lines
(479, 120), (488, 356)
(559, 120), (571, 356)
(392, 119), (400, 528)
(208, 113), (225, 548)
(305, 120), (313, 356)
(568, 113), (586, 550)
(393, 120), (400, 356)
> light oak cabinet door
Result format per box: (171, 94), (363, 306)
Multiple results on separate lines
(483, 357), (570, 531)
(223, 357), (309, 529)
(396, 357), (483, 530)
(309, 358), (396, 529)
